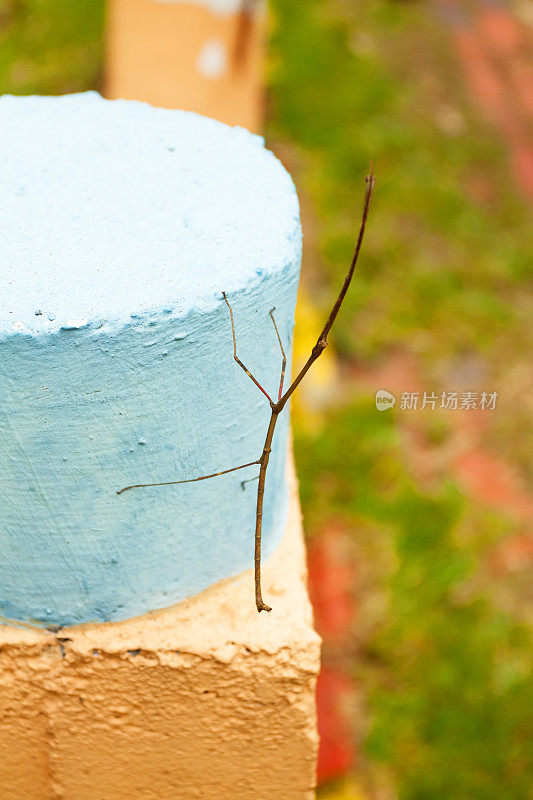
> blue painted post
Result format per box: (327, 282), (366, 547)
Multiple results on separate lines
(0, 91), (301, 627)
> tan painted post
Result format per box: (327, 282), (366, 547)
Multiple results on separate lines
(105, 0), (265, 131)
(0, 462), (320, 799)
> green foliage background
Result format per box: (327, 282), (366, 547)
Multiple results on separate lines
(268, 2), (533, 797)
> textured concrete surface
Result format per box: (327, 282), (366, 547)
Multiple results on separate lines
(106, 0), (265, 131)
(0, 92), (301, 626)
(0, 462), (320, 799)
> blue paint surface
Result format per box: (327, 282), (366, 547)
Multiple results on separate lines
(0, 93), (301, 627)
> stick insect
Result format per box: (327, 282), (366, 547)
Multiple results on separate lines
(118, 172), (375, 613)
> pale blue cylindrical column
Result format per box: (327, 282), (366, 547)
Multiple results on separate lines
(0, 92), (301, 626)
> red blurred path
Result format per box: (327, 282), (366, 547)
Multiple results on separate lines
(436, 0), (533, 199)
(308, 526), (358, 783)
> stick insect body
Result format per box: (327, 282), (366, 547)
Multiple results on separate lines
(118, 172), (375, 612)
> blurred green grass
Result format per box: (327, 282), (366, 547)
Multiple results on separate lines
(0, 0), (103, 95)
(296, 401), (532, 800)
(1, 1), (532, 797)
(268, 0), (533, 364)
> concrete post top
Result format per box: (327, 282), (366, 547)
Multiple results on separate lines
(0, 92), (299, 338)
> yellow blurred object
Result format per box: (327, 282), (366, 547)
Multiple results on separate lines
(291, 288), (339, 431)
(318, 779), (370, 800)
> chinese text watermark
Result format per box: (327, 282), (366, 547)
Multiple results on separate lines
(375, 390), (498, 412)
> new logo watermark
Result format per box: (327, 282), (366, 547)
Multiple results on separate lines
(375, 389), (396, 411)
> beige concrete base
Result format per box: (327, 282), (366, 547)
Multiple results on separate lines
(105, 0), (265, 131)
(0, 464), (320, 799)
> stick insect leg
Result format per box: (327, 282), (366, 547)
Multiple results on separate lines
(222, 292), (273, 404)
(241, 474), (260, 491)
(117, 459), (260, 495)
(269, 307), (287, 401)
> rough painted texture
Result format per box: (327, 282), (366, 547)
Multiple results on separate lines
(0, 92), (301, 626)
(0, 467), (320, 800)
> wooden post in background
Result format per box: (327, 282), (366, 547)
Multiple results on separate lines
(105, 0), (265, 131)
